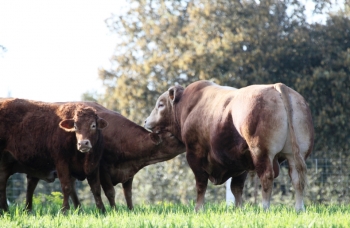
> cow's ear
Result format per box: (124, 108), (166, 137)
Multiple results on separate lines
(149, 133), (162, 145)
(168, 85), (184, 104)
(59, 119), (75, 132)
(97, 118), (108, 129)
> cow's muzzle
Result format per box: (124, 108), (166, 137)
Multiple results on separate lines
(77, 139), (92, 153)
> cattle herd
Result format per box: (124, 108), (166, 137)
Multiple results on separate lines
(0, 80), (314, 213)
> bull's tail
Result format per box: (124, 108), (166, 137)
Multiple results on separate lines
(274, 83), (307, 191)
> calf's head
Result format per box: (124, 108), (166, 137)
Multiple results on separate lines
(145, 85), (184, 136)
(59, 106), (108, 153)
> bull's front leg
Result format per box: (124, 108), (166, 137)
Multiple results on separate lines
(87, 167), (106, 212)
(186, 151), (209, 212)
(122, 177), (134, 210)
(230, 171), (248, 207)
(25, 175), (40, 211)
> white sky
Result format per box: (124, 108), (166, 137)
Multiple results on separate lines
(0, 0), (126, 102)
(0, 0), (344, 103)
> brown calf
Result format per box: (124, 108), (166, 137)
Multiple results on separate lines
(23, 102), (186, 210)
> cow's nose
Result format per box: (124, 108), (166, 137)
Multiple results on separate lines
(77, 140), (92, 153)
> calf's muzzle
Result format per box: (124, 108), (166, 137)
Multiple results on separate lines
(77, 139), (92, 153)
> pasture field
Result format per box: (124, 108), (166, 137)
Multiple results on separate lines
(1, 193), (350, 228)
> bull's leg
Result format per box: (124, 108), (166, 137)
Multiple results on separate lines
(86, 168), (106, 212)
(69, 177), (81, 209)
(186, 151), (209, 212)
(25, 175), (40, 211)
(122, 177), (134, 210)
(230, 171), (248, 207)
(286, 157), (305, 212)
(254, 154), (274, 211)
(100, 172), (116, 208)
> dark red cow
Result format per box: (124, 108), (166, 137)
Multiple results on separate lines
(24, 102), (186, 210)
(0, 98), (108, 212)
(145, 80), (314, 212)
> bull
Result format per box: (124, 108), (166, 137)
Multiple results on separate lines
(145, 80), (314, 212)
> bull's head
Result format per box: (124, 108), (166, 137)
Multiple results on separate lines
(144, 85), (184, 136)
(59, 106), (108, 153)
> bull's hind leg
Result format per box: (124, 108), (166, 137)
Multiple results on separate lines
(253, 151), (275, 210)
(286, 155), (306, 212)
(230, 171), (248, 207)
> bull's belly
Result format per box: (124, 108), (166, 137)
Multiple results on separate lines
(205, 153), (254, 185)
(207, 168), (247, 185)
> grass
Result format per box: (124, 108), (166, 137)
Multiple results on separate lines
(1, 193), (350, 227)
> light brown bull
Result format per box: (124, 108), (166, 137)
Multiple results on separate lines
(145, 80), (314, 211)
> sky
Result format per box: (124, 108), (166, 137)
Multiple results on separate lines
(0, 0), (343, 103)
(0, 0), (126, 102)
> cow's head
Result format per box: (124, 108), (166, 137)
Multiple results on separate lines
(145, 85), (184, 137)
(59, 105), (108, 153)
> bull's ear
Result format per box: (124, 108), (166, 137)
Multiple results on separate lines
(97, 118), (108, 129)
(168, 85), (184, 104)
(59, 119), (75, 132)
(149, 133), (162, 145)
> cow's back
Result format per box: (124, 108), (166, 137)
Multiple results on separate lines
(0, 98), (75, 170)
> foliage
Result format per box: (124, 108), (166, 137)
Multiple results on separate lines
(96, 0), (350, 206)
(2, 202), (350, 228)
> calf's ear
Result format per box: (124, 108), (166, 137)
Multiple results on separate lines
(149, 133), (162, 145)
(97, 118), (108, 129)
(59, 119), (75, 132)
(168, 85), (184, 104)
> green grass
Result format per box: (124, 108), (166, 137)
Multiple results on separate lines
(1, 193), (350, 227)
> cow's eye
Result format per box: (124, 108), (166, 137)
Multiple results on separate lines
(91, 123), (96, 129)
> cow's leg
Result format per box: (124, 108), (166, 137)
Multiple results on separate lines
(69, 177), (81, 209)
(230, 171), (248, 207)
(86, 168), (106, 212)
(186, 151), (209, 212)
(100, 172), (116, 208)
(122, 177), (134, 210)
(25, 175), (40, 211)
(56, 165), (72, 213)
(286, 156), (305, 212)
(0, 171), (10, 212)
(254, 153), (274, 211)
